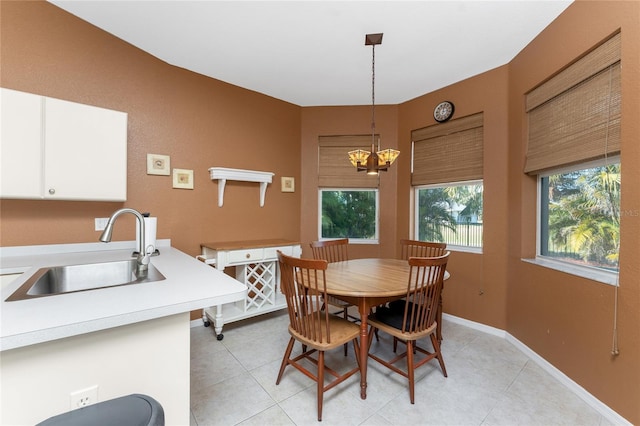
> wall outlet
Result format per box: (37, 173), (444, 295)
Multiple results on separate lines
(70, 385), (98, 409)
(95, 218), (109, 231)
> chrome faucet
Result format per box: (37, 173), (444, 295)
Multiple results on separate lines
(99, 208), (150, 273)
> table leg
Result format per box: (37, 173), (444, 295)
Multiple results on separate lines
(358, 301), (369, 399)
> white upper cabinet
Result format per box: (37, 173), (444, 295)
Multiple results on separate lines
(0, 88), (127, 201)
(43, 97), (127, 201)
(0, 88), (43, 198)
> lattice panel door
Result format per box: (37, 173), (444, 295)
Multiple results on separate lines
(239, 261), (277, 311)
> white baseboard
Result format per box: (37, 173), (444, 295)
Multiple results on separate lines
(442, 313), (631, 426)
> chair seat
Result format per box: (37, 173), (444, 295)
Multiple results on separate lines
(289, 314), (360, 351)
(368, 308), (437, 341)
(387, 298), (432, 314)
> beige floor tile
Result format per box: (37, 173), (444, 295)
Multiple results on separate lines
(236, 404), (296, 426)
(189, 311), (616, 426)
(191, 371), (275, 425)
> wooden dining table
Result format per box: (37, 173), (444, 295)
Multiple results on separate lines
(324, 258), (449, 399)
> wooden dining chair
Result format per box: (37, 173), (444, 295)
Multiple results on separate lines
(276, 251), (361, 422)
(310, 238), (359, 355)
(366, 253), (450, 404)
(398, 239), (448, 345)
(400, 239), (447, 260)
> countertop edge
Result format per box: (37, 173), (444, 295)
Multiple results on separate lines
(0, 241), (247, 351)
(0, 290), (245, 351)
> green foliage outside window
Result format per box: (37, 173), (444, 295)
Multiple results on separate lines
(416, 183), (483, 247)
(542, 163), (620, 271)
(321, 190), (377, 240)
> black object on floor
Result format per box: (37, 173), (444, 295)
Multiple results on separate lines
(36, 393), (164, 426)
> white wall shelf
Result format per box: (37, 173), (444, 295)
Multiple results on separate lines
(208, 167), (274, 207)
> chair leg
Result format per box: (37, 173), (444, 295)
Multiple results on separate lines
(317, 350), (325, 421)
(366, 325), (376, 351)
(342, 307), (349, 356)
(437, 295), (444, 343)
(431, 333), (448, 377)
(407, 339), (415, 404)
(276, 337), (295, 384)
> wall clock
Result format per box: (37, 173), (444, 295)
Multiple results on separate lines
(433, 101), (455, 123)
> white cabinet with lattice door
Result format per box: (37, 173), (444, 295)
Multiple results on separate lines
(198, 239), (301, 340)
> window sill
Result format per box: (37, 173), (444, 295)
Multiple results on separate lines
(347, 239), (379, 245)
(448, 245), (482, 254)
(521, 257), (619, 286)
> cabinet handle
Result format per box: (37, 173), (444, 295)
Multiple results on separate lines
(245, 253), (251, 259)
(48, 188), (55, 195)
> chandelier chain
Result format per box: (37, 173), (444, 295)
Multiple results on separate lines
(371, 44), (376, 147)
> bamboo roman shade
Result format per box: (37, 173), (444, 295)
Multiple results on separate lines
(524, 32), (621, 174)
(318, 135), (378, 188)
(411, 113), (483, 186)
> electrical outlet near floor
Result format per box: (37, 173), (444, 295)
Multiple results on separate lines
(70, 385), (98, 409)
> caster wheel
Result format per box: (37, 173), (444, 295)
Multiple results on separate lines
(203, 321), (211, 327)
(216, 334), (224, 341)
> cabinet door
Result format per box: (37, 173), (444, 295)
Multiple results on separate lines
(0, 88), (43, 198)
(44, 97), (127, 201)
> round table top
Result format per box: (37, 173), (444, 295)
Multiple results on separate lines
(324, 258), (449, 298)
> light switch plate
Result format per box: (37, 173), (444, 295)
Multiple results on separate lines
(95, 218), (109, 231)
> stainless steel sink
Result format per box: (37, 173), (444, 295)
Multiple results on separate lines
(5, 259), (166, 301)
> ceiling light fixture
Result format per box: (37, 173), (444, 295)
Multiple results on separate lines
(348, 33), (400, 176)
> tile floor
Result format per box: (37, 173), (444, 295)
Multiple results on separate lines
(189, 310), (612, 426)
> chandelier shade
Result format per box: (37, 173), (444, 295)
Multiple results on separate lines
(348, 33), (399, 176)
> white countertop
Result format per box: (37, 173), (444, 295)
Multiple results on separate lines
(0, 240), (247, 351)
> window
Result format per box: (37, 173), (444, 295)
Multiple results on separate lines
(414, 181), (483, 249)
(524, 33), (621, 283)
(317, 135), (380, 243)
(319, 189), (378, 243)
(539, 159), (620, 272)
(411, 113), (484, 250)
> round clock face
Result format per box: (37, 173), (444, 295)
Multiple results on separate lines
(434, 101), (455, 123)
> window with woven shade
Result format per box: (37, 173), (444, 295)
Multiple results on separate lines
(411, 113), (483, 186)
(526, 32), (621, 283)
(524, 32), (620, 174)
(317, 135), (380, 242)
(410, 113), (484, 249)
(318, 135), (379, 188)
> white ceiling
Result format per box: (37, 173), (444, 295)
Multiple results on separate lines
(48, 0), (572, 107)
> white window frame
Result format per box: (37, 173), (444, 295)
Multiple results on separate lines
(318, 188), (379, 244)
(412, 180), (483, 254)
(523, 155), (620, 286)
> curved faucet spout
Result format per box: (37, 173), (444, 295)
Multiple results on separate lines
(99, 208), (150, 273)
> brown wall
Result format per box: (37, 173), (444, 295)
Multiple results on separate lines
(397, 66), (511, 332)
(2, 0), (639, 423)
(395, 1), (639, 422)
(0, 0), (301, 257)
(507, 1), (640, 422)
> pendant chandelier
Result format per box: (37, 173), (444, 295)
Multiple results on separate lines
(348, 33), (400, 176)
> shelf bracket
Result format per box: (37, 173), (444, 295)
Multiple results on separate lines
(208, 167), (274, 207)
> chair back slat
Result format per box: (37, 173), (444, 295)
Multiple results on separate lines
(400, 253), (450, 334)
(310, 238), (349, 263)
(400, 239), (447, 260)
(278, 251), (332, 345)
